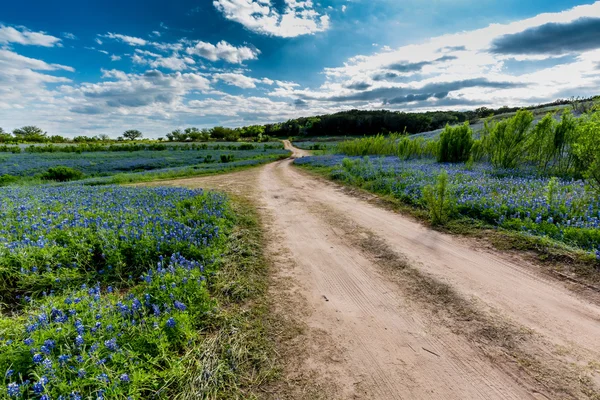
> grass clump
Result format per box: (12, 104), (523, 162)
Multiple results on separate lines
(423, 170), (454, 226)
(41, 166), (84, 182)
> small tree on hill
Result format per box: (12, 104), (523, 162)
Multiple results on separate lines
(123, 130), (143, 141)
(13, 126), (48, 142)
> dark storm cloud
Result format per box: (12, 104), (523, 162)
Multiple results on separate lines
(314, 78), (523, 103)
(387, 55), (457, 73)
(372, 72), (400, 81)
(386, 91), (450, 105)
(490, 17), (600, 55)
(294, 98), (309, 108)
(386, 93), (433, 104)
(439, 45), (466, 52)
(345, 82), (372, 90)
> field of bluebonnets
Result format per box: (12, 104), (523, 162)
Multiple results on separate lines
(0, 185), (239, 398)
(0, 138), (280, 398)
(295, 108), (600, 260)
(0, 142), (287, 182)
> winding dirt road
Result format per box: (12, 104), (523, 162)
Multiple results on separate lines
(147, 141), (600, 399)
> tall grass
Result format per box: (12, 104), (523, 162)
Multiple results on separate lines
(336, 134), (438, 159)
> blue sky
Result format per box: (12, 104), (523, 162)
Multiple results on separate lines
(1, 0), (599, 137)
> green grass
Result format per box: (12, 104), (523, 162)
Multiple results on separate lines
(296, 162), (600, 285)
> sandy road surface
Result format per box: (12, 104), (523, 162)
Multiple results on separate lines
(144, 141), (600, 399)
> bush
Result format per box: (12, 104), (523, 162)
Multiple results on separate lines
(41, 166), (84, 182)
(0, 174), (18, 186)
(220, 154), (234, 163)
(423, 170), (454, 226)
(437, 122), (473, 163)
(486, 110), (534, 169)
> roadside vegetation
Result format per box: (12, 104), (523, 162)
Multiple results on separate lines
(0, 185), (274, 399)
(295, 105), (600, 275)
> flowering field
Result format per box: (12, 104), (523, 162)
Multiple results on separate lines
(0, 145), (288, 178)
(0, 185), (238, 398)
(296, 155), (600, 256)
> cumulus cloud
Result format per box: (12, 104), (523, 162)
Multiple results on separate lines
(0, 25), (61, 47)
(490, 17), (600, 55)
(132, 49), (195, 71)
(213, 0), (330, 37)
(0, 49), (73, 72)
(185, 40), (260, 63)
(101, 33), (148, 46)
(77, 69), (211, 109)
(317, 79), (523, 103)
(213, 72), (258, 88)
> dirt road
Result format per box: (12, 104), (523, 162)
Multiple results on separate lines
(147, 141), (600, 399)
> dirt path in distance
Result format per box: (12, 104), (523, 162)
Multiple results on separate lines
(144, 141), (600, 399)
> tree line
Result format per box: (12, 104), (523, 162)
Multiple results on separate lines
(1, 96), (595, 144)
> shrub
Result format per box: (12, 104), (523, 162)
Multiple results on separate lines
(422, 170), (454, 226)
(487, 110), (534, 169)
(437, 122), (473, 163)
(0, 174), (18, 186)
(220, 154), (234, 163)
(41, 166), (84, 182)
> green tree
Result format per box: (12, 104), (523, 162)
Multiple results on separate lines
(573, 111), (600, 189)
(123, 130), (143, 141)
(12, 126), (48, 142)
(437, 122), (473, 163)
(0, 128), (13, 143)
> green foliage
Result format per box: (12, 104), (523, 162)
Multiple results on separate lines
(40, 166), (84, 182)
(437, 122), (474, 163)
(336, 134), (438, 160)
(486, 109), (534, 169)
(12, 126), (48, 143)
(0, 174), (18, 186)
(123, 129), (143, 141)
(546, 177), (559, 207)
(573, 111), (600, 190)
(220, 154), (234, 163)
(423, 170), (454, 226)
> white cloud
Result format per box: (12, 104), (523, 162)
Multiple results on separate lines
(214, 72), (258, 88)
(274, 2), (600, 110)
(62, 32), (77, 40)
(342, 5), (347, 12)
(95, 38), (103, 45)
(102, 33), (148, 46)
(0, 49), (73, 72)
(110, 54), (122, 61)
(132, 49), (195, 71)
(72, 69), (211, 112)
(185, 40), (260, 64)
(213, 0), (330, 37)
(0, 25), (62, 47)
